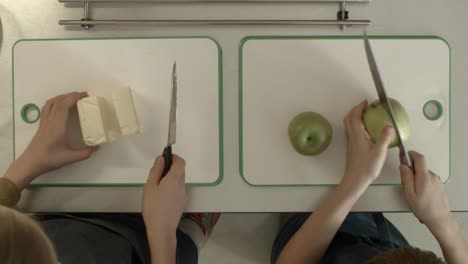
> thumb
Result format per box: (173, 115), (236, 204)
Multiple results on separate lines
(375, 126), (394, 151)
(400, 165), (415, 195)
(147, 156), (165, 185)
(69, 146), (98, 162)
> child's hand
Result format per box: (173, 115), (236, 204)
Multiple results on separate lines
(142, 155), (187, 236)
(7, 92), (98, 189)
(341, 100), (394, 188)
(400, 151), (452, 230)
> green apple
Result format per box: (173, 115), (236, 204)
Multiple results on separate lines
(288, 112), (333, 156)
(363, 98), (410, 148)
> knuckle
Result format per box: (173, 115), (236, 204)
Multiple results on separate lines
(85, 151), (93, 159)
(344, 116), (351, 126)
(55, 101), (66, 109)
(149, 165), (157, 176)
(153, 156), (161, 165)
(44, 99), (53, 106)
(173, 155), (186, 166)
(64, 97), (75, 105)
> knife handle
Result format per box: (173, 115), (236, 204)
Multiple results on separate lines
(162, 146), (173, 177)
(399, 150), (414, 172)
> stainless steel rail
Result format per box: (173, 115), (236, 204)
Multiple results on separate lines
(59, 0), (370, 3)
(60, 19), (371, 26)
(59, 0), (371, 30)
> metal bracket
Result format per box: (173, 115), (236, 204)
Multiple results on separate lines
(63, 0), (370, 30)
(337, 1), (349, 30)
(81, 1), (92, 29)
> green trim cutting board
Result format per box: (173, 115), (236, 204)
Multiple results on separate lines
(240, 36), (450, 186)
(13, 37), (223, 187)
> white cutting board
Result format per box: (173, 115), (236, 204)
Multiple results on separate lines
(241, 36), (450, 186)
(13, 38), (222, 186)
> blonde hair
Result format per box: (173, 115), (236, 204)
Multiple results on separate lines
(367, 246), (445, 264)
(0, 206), (57, 264)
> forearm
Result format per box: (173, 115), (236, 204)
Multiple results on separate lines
(0, 154), (40, 207)
(147, 227), (177, 264)
(429, 217), (468, 264)
(276, 177), (368, 264)
(4, 153), (41, 191)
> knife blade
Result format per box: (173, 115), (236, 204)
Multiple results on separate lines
(363, 33), (412, 167)
(162, 61), (178, 177)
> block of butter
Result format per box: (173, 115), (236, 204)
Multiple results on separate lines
(112, 87), (140, 136)
(77, 96), (110, 146)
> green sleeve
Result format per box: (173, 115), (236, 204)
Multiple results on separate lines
(0, 178), (21, 207)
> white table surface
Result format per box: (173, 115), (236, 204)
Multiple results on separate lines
(0, 0), (467, 212)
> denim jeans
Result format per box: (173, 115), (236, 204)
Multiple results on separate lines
(38, 213), (198, 264)
(271, 212), (409, 264)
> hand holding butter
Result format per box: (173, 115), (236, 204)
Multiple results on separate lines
(8, 92), (99, 188)
(77, 87), (140, 146)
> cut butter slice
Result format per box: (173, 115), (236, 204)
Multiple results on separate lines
(77, 96), (109, 146)
(112, 87), (140, 136)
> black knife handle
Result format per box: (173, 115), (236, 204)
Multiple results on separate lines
(162, 146), (173, 177)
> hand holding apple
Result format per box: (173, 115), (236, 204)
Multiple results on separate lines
(363, 98), (410, 148)
(341, 100), (394, 188)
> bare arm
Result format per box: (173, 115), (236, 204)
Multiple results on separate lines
(142, 155), (187, 264)
(430, 217), (468, 264)
(277, 100), (395, 264)
(3, 154), (41, 192)
(401, 152), (468, 264)
(1, 154), (39, 207)
(147, 230), (177, 264)
(276, 177), (371, 264)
